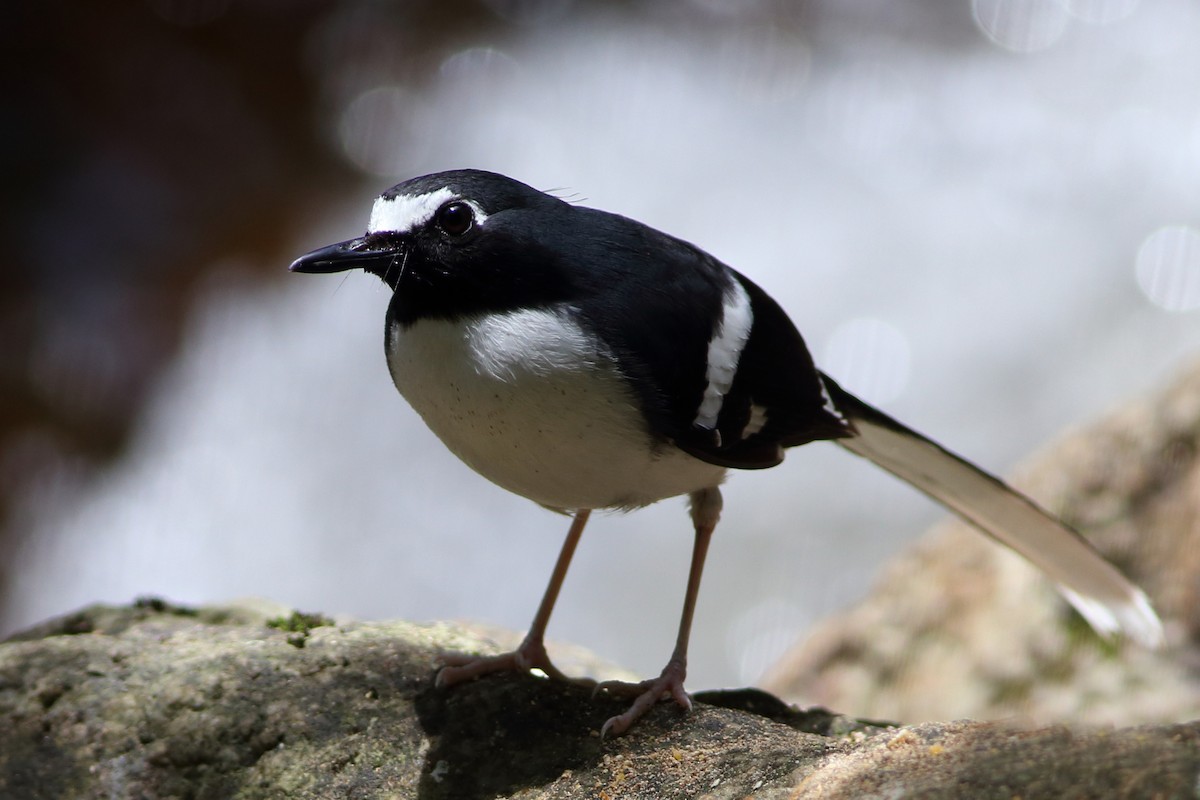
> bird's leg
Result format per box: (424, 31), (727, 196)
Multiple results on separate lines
(438, 509), (592, 686)
(598, 487), (721, 738)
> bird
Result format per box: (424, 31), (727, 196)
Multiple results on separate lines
(290, 169), (1163, 737)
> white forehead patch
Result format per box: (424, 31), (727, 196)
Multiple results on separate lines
(368, 188), (468, 235)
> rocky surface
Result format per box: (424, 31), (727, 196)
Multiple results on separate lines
(2, 601), (1198, 799)
(7, 363), (1200, 798)
(762, 359), (1200, 727)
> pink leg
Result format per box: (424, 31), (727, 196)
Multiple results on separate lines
(438, 509), (592, 686)
(599, 487), (722, 738)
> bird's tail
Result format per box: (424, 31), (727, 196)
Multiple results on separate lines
(821, 373), (1163, 648)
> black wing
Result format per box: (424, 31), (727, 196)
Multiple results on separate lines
(675, 270), (852, 468)
(565, 208), (849, 468)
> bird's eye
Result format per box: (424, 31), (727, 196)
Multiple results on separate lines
(435, 201), (474, 236)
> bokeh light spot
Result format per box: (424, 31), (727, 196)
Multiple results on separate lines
(1135, 225), (1200, 311)
(972, 0), (1070, 52)
(716, 27), (811, 103)
(439, 47), (519, 83)
(1065, 0), (1140, 25)
(822, 318), (912, 405)
(337, 86), (431, 178)
(725, 598), (810, 685)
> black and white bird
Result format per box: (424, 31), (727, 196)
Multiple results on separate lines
(291, 169), (1162, 736)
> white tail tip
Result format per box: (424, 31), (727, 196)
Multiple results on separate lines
(1059, 586), (1164, 649)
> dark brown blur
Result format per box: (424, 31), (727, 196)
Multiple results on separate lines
(0, 0), (524, 622)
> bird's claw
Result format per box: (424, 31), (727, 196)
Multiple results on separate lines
(597, 659), (691, 738)
(437, 639), (691, 739)
(436, 638), (595, 688)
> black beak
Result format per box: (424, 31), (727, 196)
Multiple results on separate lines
(289, 236), (406, 275)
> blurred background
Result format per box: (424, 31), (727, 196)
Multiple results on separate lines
(3, 0), (1199, 692)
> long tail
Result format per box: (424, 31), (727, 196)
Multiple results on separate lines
(821, 373), (1163, 648)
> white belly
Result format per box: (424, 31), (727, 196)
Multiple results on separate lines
(385, 307), (726, 510)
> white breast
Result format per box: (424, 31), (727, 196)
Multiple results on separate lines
(385, 307), (726, 510)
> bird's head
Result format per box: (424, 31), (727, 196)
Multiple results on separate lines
(290, 169), (573, 323)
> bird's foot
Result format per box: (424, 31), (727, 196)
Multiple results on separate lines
(595, 658), (690, 738)
(437, 636), (595, 688)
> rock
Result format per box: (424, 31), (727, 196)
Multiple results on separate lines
(2, 601), (1197, 798)
(761, 359), (1200, 727)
